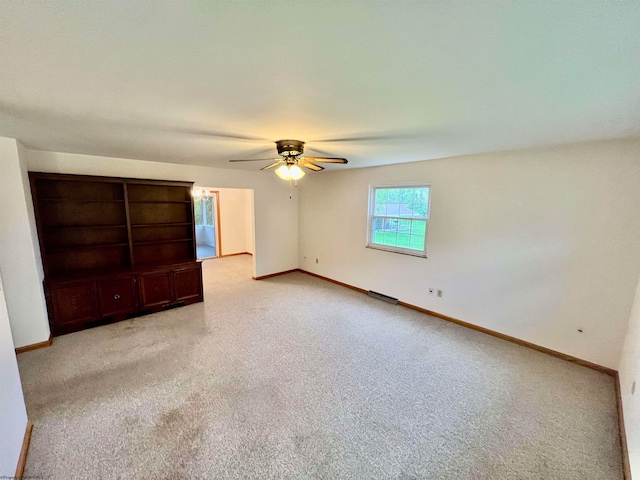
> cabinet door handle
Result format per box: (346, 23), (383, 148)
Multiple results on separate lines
(114, 294), (121, 300)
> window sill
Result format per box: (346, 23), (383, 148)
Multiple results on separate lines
(366, 244), (427, 258)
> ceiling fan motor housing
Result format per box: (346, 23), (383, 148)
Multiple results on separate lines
(276, 139), (305, 157)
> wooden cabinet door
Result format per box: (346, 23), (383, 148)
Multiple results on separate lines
(97, 276), (137, 317)
(139, 271), (173, 308)
(49, 282), (98, 326)
(173, 265), (202, 302)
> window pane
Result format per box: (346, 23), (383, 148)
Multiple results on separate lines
(387, 188), (400, 203)
(375, 188), (388, 205)
(374, 202), (386, 215)
(397, 218), (410, 247)
(194, 198), (203, 225)
(397, 232), (410, 248)
(375, 187), (428, 218)
(383, 231), (398, 246)
(410, 220), (426, 235)
(400, 188), (414, 205)
(205, 198), (213, 226)
(398, 204), (413, 217)
(399, 188), (415, 217)
(372, 217), (383, 244)
(411, 187), (429, 217)
(385, 203), (398, 216)
(398, 219), (410, 231)
(410, 235), (425, 250)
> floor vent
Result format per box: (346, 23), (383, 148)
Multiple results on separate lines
(368, 290), (399, 305)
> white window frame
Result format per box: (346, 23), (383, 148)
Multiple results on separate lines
(366, 183), (431, 258)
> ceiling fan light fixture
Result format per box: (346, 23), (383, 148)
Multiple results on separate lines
(275, 164), (305, 180)
(289, 164), (305, 180)
(275, 164), (291, 180)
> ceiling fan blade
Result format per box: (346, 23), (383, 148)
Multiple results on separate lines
(0, 101), (274, 143)
(303, 157), (348, 164)
(311, 135), (396, 143)
(235, 147), (278, 158)
(171, 127), (269, 142)
(310, 130), (434, 143)
(228, 158), (280, 163)
(299, 161), (324, 172)
(305, 146), (333, 156)
(261, 160), (283, 170)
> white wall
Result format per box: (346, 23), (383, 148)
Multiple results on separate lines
(245, 189), (255, 255)
(299, 138), (640, 369)
(0, 138), (50, 348)
(0, 271), (29, 477)
(218, 188), (250, 256)
(619, 273), (640, 478)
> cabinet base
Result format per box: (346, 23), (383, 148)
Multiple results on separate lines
(51, 297), (202, 337)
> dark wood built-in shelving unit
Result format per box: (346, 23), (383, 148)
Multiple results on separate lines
(29, 172), (203, 336)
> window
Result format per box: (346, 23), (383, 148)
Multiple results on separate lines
(194, 197), (214, 227)
(194, 197), (203, 225)
(367, 184), (430, 257)
(204, 197), (214, 226)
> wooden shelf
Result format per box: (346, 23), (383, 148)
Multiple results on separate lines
(129, 200), (191, 204)
(45, 260), (201, 283)
(38, 198), (125, 203)
(30, 172), (197, 277)
(126, 183), (191, 203)
(133, 238), (192, 246)
(47, 243), (129, 253)
(44, 224), (128, 230)
(131, 222), (192, 228)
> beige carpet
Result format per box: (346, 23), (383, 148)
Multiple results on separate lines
(18, 255), (623, 479)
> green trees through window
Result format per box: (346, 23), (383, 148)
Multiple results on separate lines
(194, 197), (213, 226)
(205, 197), (213, 226)
(368, 185), (430, 256)
(194, 198), (203, 225)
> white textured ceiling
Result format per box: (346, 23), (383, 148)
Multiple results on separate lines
(0, 1), (638, 170)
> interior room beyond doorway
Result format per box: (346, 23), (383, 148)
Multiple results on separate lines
(193, 187), (254, 260)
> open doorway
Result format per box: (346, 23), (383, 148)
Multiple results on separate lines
(193, 188), (220, 260)
(193, 187), (255, 263)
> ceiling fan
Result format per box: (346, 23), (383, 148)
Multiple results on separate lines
(229, 139), (348, 180)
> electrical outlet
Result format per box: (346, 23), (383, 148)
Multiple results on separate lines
(315, 258), (318, 264)
(428, 288), (434, 295)
(437, 290), (443, 297)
